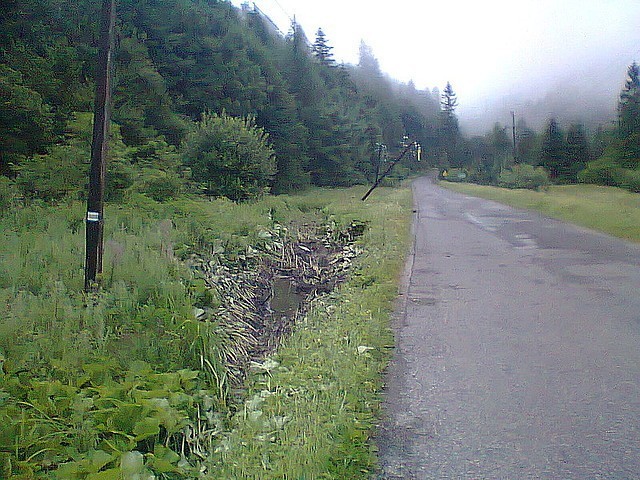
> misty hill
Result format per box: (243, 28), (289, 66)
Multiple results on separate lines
(461, 50), (632, 134)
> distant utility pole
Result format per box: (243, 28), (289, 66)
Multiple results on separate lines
(84, 0), (116, 292)
(374, 143), (386, 183)
(511, 110), (517, 163)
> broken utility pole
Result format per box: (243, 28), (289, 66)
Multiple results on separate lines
(362, 142), (418, 201)
(84, 0), (116, 291)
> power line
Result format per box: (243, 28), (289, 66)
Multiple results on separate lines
(251, 3), (284, 36)
(252, 0), (293, 29)
(267, 0), (294, 24)
(249, 0), (295, 36)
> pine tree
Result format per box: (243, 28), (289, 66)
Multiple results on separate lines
(312, 28), (335, 66)
(564, 123), (589, 182)
(440, 82), (458, 116)
(439, 82), (460, 166)
(358, 41), (381, 77)
(617, 62), (640, 167)
(539, 118), (567, 181)
(515, 119), (538, 165)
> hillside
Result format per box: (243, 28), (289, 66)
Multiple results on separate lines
(1, 0), (440, 198)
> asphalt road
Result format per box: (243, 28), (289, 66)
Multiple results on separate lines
(376, 177), (640, 479)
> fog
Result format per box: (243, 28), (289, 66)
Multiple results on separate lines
(233, 0), (640, 135)
(460, 46), (634, 134)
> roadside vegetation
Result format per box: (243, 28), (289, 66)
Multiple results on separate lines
(0, 185), (412, 478)
(439, 64), (639, 194)
(442, 182), (640, 243)
(2, 2), (421, 477)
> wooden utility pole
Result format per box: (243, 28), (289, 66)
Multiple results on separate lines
(374, 143), (385, 183)
(85, 0), (116, 291)
(511, 110), (517, 163)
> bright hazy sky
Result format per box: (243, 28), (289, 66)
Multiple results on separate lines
(231, 0), (640, 120)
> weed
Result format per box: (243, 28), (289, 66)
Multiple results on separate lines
(209, 186), (413, 478)
(0, 184), (413, 478)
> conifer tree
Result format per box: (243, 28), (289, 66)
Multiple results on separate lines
(439, 82), (460, 166)
(539, 118), (567, 181)
(358, 41), (381, 77)
(564, 123), (590, 181)
(617, 62), (640, 166)
(440, 81), (458, 116)
(312, 28), (335, 66)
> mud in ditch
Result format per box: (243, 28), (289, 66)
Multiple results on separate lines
(185, 221), (367, 386)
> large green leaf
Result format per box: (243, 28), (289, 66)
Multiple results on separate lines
(133, 416), (160, 441)
(85, 467), (121, 480)
(147, 444), (181, 474)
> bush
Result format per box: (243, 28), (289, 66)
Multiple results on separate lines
(0, 176), (18, 214)
(183, 111), (276, 202)
(440, 168), (469, 182)
(140, 171), (183, 202)
(579, 149), (640, 192)
(498, 164), (550, 190)
(612, 168), (640, 192)
(14, 144), (88, 201)
(578, 155), (619, 186)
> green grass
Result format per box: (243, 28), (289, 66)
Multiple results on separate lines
(209, 186), (413, 478)
(0, 185), (413, 478)
(442, 182), (640, 242)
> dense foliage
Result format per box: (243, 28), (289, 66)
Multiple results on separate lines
(0, 186), (412, 478)
(0, 2), (433, 476)
(183, 111), (276, 201)
(0, 0), (442, 202)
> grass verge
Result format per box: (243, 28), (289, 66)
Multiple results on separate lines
(209, 186), (413, 478)
(0, 185), (413, 478)
(441, 182), (640, 243)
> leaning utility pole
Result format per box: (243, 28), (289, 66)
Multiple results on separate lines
(84, 0), (116, 291)
(362, 142), (418, 201)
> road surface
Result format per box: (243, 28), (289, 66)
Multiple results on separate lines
(376, 177), (640, 478)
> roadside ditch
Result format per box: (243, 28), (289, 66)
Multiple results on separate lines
(184, 220), (367, 393)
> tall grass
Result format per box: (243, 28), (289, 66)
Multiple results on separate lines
(0, 185), (413, 478)
(443, 182), (640, 242)
(210, 186), (413, 478)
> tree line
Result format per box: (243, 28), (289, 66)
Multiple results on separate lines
(441, 63), (640, 191)
(0, 0), (445, 204)
(1, 0), (637, 204)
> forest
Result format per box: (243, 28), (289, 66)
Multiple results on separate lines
(0, 0), (443, 206)
(444, 59), (640, 192)
(1, 0), (639, 204)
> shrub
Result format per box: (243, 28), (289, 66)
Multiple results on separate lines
(440, 168), (469, 182)
(612, 167), (640, 192)
(140, 171), (182, 202)
(14, 144), (88, 201)
(183, 111), (276, 202)
(105, 157), (136, 202)
(498, 164), (550, 190)
(0, 176), (18, 214)
(578, 155), (620, 186)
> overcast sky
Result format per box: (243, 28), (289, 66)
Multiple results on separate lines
(231, 0), (640, 127)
